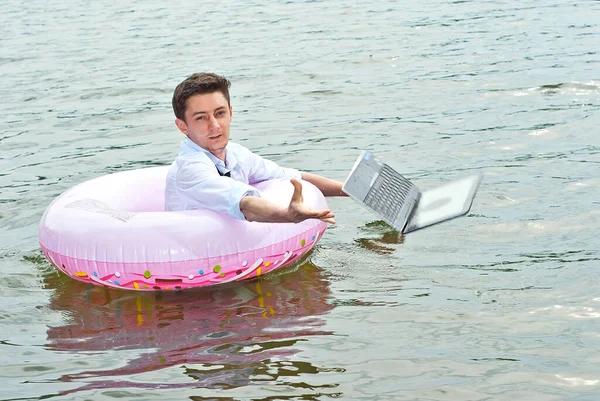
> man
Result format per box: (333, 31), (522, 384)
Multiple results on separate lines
(165, 72), (347, 223)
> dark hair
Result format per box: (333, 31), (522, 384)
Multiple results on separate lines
(172, 73), (231, 121)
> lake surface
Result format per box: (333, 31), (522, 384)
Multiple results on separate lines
(1, 0), (599, 400)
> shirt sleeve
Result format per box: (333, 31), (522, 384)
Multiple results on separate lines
(244, 149), (302, 183)
(175, 158), (260, 220)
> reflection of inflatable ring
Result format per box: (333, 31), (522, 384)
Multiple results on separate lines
(43, 261), (334, 391)
(39, 167), (328, 291)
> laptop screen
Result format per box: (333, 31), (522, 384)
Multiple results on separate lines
(403, 173), (483, 233)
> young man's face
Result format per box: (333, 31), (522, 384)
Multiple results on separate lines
(175, 91), (232, 159)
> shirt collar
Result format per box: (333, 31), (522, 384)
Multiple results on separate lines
(180, 137), (237, 169)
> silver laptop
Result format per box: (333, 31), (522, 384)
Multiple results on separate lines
(342, 151), (482, 234)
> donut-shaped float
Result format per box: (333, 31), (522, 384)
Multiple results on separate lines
(39, 166), (328, 291)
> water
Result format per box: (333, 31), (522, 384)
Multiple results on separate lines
(1, 0), (599, 399)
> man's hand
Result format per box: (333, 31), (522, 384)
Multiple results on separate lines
(287, 179), (336, 224)
(239, 179), (335, 224)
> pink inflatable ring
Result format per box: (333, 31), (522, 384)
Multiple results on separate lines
(39, 167), (328, 291)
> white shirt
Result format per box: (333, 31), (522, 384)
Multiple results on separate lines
(165, 138), (301, 219)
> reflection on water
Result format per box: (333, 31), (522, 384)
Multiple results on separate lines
(43, 261), (338, 394)
(355, 220), (405, 255)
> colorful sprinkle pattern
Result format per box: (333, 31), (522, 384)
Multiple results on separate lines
(41, 224), (327, 292)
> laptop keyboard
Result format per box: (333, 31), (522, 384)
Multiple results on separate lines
(364, 164), (419, 225)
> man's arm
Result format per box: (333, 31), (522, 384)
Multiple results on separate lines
(300, 172), (348, 197)
(240, 179), (335, 224)
(174, 158), (261, 219)
(243, 147), (346, 197)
